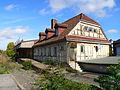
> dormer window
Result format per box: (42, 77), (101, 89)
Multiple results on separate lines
(55, 28), (58, 36)
(46, 32), (48, 39)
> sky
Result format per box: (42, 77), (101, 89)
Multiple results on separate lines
(0, 0), (120, 50)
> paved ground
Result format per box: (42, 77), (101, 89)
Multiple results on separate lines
(12, 70), (39, 90)
(65, 72), (101, 87)
(79, 56), (120, 64)
(0, 74), (20, 90)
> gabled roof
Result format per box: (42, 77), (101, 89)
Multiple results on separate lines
(14, 39), (38, 50)
(34, 13), (109, 46)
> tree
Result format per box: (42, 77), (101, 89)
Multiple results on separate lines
(6, 42), (15, 57)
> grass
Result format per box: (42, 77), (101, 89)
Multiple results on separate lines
(0, 58), (23, 74)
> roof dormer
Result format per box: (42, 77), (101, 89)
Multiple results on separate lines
(39, 32), (46, 41)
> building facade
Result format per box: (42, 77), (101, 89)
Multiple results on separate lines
(33, 13), (110, 66)
(113, 39), (120, 56)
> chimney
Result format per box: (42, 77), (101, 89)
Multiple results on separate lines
(51, 19), (58, 29)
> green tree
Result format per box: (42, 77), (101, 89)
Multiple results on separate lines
(6, 42), (15, 57)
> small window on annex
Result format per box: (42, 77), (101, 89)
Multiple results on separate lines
(81, 46), (84, 52)
(83, 26), (88, 31)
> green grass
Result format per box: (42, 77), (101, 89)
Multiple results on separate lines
(0, 60), (22, 74)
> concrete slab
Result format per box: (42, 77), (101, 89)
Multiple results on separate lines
(78, 56), (120, 64)
(0, 74), (20, 90)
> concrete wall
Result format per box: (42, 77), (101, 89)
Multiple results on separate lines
(33, 42), (68, 62)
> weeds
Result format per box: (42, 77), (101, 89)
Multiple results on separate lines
(22, 60), (32, 70)
(0, 60), (21, 74)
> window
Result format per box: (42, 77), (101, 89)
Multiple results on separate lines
(89, 27), (93, 31)
(55, 29), (58, 36)
(81, 46), (84, 52)
(95, 46), (98, 52)
(39, 48), (41, 56)
(93, 29), (97, 33)
(48, 47), (51, 56)
(41, 48), (43, 56)
(83, 26), (88, 31)
(60, 45), (64, 51)
(54, 47), (57, 56)
(44, 48), (46, 56)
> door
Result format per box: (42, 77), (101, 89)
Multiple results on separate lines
(70, 48), (76, 60)
(93, 46), (97, 58)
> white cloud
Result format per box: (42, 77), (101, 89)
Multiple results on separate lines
(5, 4), (17, 11)
(39, 9), (49, 15)
(42, 0), (116, 17)
(0, 26), (29, 39)
(107, 29), (118, 34)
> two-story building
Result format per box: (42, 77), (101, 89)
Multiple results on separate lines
(33, 13), (111, 70)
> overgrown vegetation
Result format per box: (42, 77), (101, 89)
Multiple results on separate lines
(22, 60), (32, 70)
(32, 66), (97, 90)
(95, 61), (120, 90)
(0, 60), (21, 74)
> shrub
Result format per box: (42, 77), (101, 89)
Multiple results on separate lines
(23, 61), (32, 70)
(95, 62), (120, 90)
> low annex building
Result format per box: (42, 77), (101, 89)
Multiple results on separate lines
(14, 40), (38, 58)
(33, 13), (111, 67)
(113, 39), (120, 56)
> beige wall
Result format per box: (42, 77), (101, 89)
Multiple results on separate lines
(33, 42), (68, 62)
(76, 43), (109, 61)
(68, 21), (106, 40)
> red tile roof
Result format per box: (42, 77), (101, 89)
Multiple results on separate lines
(34, 13), (109, 46)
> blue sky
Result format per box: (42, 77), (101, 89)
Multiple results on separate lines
(0, 0), (120, 50)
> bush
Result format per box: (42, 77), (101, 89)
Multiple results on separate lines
(22, 61), (32, 70)
(95, 62), (120, 90)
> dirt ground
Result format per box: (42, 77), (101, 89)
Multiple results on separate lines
(0, 55), (8, 62)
